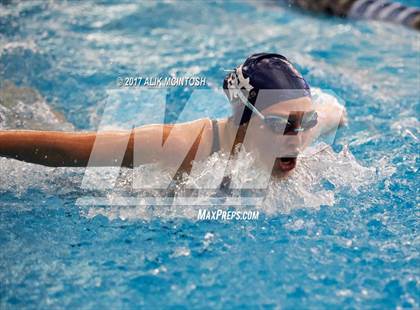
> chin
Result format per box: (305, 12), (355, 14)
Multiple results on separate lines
(270, 169), (293, 178)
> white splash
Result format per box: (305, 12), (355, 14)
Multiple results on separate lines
(0, 81), (74, 131)
(0, 141), (381, 221)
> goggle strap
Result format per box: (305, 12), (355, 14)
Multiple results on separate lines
(237, 91), (265, 120)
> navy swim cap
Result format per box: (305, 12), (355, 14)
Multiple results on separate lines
(223, 53), (311, 125)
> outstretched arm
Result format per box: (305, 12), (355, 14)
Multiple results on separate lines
(0, 130), (134, 167)
(0, 119), (212, 168)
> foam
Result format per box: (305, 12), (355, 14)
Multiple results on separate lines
(0, 81), (74, 131)
(0, 141), (382, 221)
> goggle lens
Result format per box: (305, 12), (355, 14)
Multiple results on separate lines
(264, 111), (318, 135)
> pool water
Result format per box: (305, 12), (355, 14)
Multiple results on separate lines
(0, 1), (419, 308)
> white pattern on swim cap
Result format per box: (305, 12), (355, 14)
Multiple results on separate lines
(226, 64), (253, 104)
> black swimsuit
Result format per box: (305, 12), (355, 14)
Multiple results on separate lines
(211, 119), (234, 191)
(211, 119), (220, 155)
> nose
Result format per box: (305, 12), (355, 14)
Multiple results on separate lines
(284, 134), (303, 147)
(284, 113), (303, 135)
(281, 135), (303, 157)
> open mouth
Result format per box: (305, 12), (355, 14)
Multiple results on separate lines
(274, 157), (297, 172)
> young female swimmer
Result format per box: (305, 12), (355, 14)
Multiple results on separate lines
(291, 0), (420, 30)
(0, 53), (346, 177)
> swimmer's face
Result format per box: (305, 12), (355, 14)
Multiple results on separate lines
(243, 97), (315, 177)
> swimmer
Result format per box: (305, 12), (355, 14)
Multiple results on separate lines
(0, 53), (346, 178)
(290, 0), (420, 30)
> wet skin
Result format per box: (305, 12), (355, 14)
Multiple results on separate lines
(0, 96), (345, 177)
(222, 96), (331, 177)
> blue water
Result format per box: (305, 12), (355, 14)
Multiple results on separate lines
(0, 1), (419, 309)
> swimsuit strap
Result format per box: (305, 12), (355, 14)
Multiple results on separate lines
(211, 119), (220, 155)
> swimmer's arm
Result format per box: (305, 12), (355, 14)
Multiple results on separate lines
(0, 130), (133, 167)
(314, 100), (347, 135)
(301, 100), (347, 149)
(0, 123), (208, 169)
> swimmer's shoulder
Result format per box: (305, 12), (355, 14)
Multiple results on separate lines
(163, 118), (215, 165)
(176, 117), (214, 144)
(133, 118), (215, 157)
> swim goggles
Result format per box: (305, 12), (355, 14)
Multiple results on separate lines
(236, 90), (318, 135)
